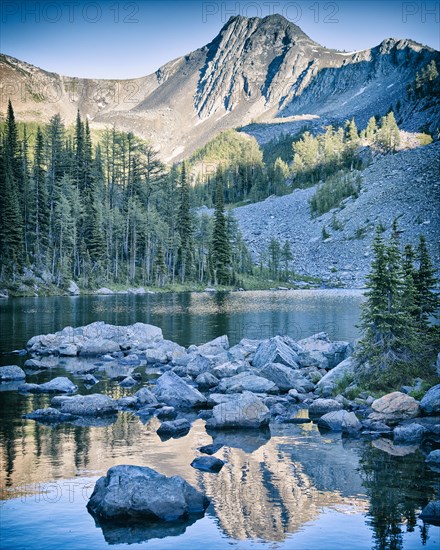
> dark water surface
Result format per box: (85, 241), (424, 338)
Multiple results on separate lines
(0, 290), (439, 549)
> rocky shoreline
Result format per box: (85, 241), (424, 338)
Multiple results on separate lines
(1, 321), (439, 526)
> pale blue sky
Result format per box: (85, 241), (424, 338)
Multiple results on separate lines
(0, 0), (438, 78)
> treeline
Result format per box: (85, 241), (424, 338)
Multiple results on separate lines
(0, 101), (255, 288)
(357, 221), (439, 389)
(407, 59), (439, 99)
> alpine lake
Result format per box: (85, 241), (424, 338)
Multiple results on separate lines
(0, 290), (439, 549)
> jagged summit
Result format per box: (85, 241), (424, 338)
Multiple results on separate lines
(0, 17), (438, 160)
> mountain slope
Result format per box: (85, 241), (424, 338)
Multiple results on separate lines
(1, 15), (438, 161)
(230, 142), (440, 286)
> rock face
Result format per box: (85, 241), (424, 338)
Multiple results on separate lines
(420, 385), (440, 415)
(258, 363), (313, 392)
(0, 365), (25, 381)
(87, 465), (209, 521)
(369, 392), (420, 423)
(54, 394), (118, 416)
(153, 371), (207, 409)
(317, 410), (362, 433)
(252, 336), (300, 370)
(208, 391), (270, 429)
(26, 321), (163, 356)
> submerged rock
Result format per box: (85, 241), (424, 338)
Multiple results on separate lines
(0, 365), (25, 381)
(191, 456), (224, 473)
(420, 384), (440, 415)
(198, 443), (224, 455)
(207, 391), (270, 429)
(153, 371), (207, 409)
(369, 392), (420, 424)
(87, 465), (209, 521)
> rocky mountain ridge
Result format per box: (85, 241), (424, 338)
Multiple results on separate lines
(1, 15), (438, 161)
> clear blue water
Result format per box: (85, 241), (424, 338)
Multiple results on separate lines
(0, 290), (439, 549)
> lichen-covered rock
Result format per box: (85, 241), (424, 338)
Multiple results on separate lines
(369, 392), (420, 423)
(87, 465), (209, 521)
(420, 384), (440, 415)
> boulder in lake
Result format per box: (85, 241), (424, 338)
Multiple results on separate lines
(198, 443), (223, 455)
(87, 465), (209, 521)
(217, 372), (278, 394)
(208, 391), (270, 429)
(156, 419), (191, 439)
(25, 407), (76, 423)
(425, 449), (440, 467)
(195, 372), (219, 390)
(197, 335), (229, 357)
(393, 423), (428, 443)
(19, 376), (77, 394)
(420, 384), (440, 415)
(68, 281), (80, 296)
(317, 410), (362, 433)
(191, 456), (224, 473)
(153, 371), (207, 409)
(252, 336), (300, 370)
(134, 387), (159, 406)
(0, 365), (25, 381)
(94, 287), (114, 295)
(308, 398), (343, 416)
(119, 376), (137, 388)
(54, 393), (118, 416)
(259, 363), (314, 392)
(24, 358), (52, 370)
(317, 357), (355, 390)
(369, 392), (420, 424)
(420, 501), (440, 526)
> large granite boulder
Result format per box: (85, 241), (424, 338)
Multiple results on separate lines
(308, 398), (343, 416)
(297, 333), (350, 369)
(420, 384), (440, 415)
(197, 335), (229, 356)
(317, 410), (362, 433)
(87, 465), (209, 521)
(134, 387), (159, 406)
(258, 363), (314, 392)
(369, 392), (420, 424)
(252, 336), (300, 370)
(317, 357), (355, 390)
(153, 371), (207, 409)
(207, 391), (270, 429)
(18, 376), (77, 394)
(53, 393), (118, 416)
(0, 365), (25, 381)
(217, 372), (277, 394)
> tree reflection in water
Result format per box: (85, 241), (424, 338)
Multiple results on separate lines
(359, 442), (439, 550)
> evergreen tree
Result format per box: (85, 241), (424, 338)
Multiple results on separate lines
(281, 240), (293, 280)
(415, 235), (438, 327)
(211, 172), (231, 285)
(177, 162), (193, 282)
(31, 127), (49, 266)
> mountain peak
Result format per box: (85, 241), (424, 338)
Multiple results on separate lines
(221, 13), (314, 42)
